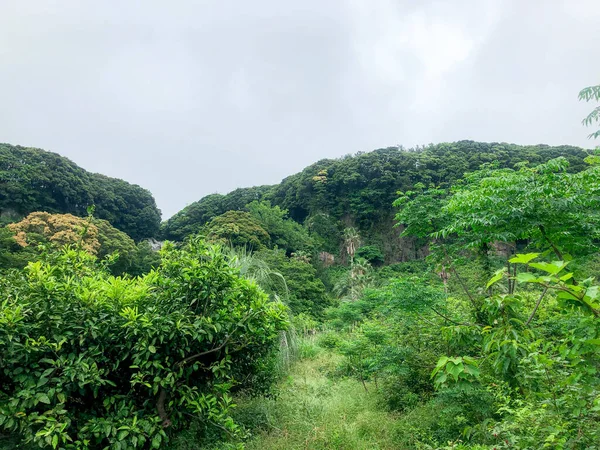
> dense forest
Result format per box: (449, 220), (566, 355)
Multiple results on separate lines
(161, 141), (590, 262)
(1, 84), (600, 449)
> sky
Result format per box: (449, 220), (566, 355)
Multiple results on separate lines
(1, 0), (599, 219)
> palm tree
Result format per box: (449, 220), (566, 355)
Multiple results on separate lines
(333, 257), (374, 301)
(224, 246), (288, 299)
(224, 246), (297, 370)
(342, 227), (361, 262)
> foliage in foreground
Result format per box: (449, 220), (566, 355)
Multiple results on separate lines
(0, 237), (288, 449)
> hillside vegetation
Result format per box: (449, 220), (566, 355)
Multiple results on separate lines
(161, 141), (589, 262)
(0, 144), (161, 240)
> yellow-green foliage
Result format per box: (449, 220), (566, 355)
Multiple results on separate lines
(8, 211), (100, 254)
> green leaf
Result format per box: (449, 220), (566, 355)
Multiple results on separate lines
(151, 434), (162, 449)
(530, 261), (568, 275)
(557, 290), (579, 301)
(447, 362), (464, 381)
(38, 394), (51, 404)
(52, 434), (58, 449)
(431, 356), (448, 377)
(516, 272), (538, 283)
(509, 253), (540, 264)
(486, 271), (504, 289)
(117, 430), (129, 440)
(585, 286), (599, 300)
(148, 345), (156, 354)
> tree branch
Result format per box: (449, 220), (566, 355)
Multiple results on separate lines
(538, 225), (563, 260)
(450, 266), (478, 309)
(177, 310), (258, 368)
(429, 305), (475, 327)
(157, 388), (172, 428)
(442, 246), (478, 310)
(176, 335), (232, 367)
(525, 287), (548, 326)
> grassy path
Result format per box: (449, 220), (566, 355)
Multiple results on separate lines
(238, 349), (400, 450)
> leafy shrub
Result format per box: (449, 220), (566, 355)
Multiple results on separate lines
(257, 249), (331, 317)
(0, 236), (288, 449)
(3, 212), (158, 277)
(246, 201), (314, 255)
(205, 211), (270, 250)
(0, 227), (37, 270)
(392, 386), (496, 448)
(297, 339), (321, 359)
(291, 313), (319, 336)
(317, 332), (342, 349)
(355, 245), (384, 265)
(8, 211), (101, 253)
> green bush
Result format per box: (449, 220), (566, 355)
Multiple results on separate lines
(317, 332), (342, 349)
(204, 211), (270, 250)
(257, 249), (331, 317)
(392, 386), (496, 448)
(355, 245), (384, 265)
(0, 237), (288, 449)
(297, 339), (321, 359)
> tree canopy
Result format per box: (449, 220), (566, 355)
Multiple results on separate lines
(204, 210), (271, 250)
(159, 186), (273, 241)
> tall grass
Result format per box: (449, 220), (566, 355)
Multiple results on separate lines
(235, 341), (401, 450)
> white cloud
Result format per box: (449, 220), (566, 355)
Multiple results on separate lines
(0, 0), (598, 217)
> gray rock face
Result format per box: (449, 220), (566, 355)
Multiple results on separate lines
(147, 238), (164, 251)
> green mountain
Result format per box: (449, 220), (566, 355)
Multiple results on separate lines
(161, 141), (590, 261)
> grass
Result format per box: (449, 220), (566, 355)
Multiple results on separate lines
(234, 340), (401, 450)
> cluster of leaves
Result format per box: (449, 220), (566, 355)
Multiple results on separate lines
(0, 237), (288, 449)
(432, 255), (600, 447)
(439, 157), (600, 258)
(8, 212), (101, 254)
(0, 227), (38, 269)
(332, 258), (374, 301)
(245, 201), (314, 255)
(354, 245), (384, 265)
(0, 144), (161, 240)
(204, 211), (270, 251)
(579, 84), (600, 140)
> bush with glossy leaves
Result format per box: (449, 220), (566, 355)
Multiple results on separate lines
(0, 236), (288, 449)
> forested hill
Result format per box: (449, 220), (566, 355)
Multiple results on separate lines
(0, 143), (161, 240)
(161, 141), (590, 251)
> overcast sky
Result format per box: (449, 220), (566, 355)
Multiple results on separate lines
(1, 1), (599, 218)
